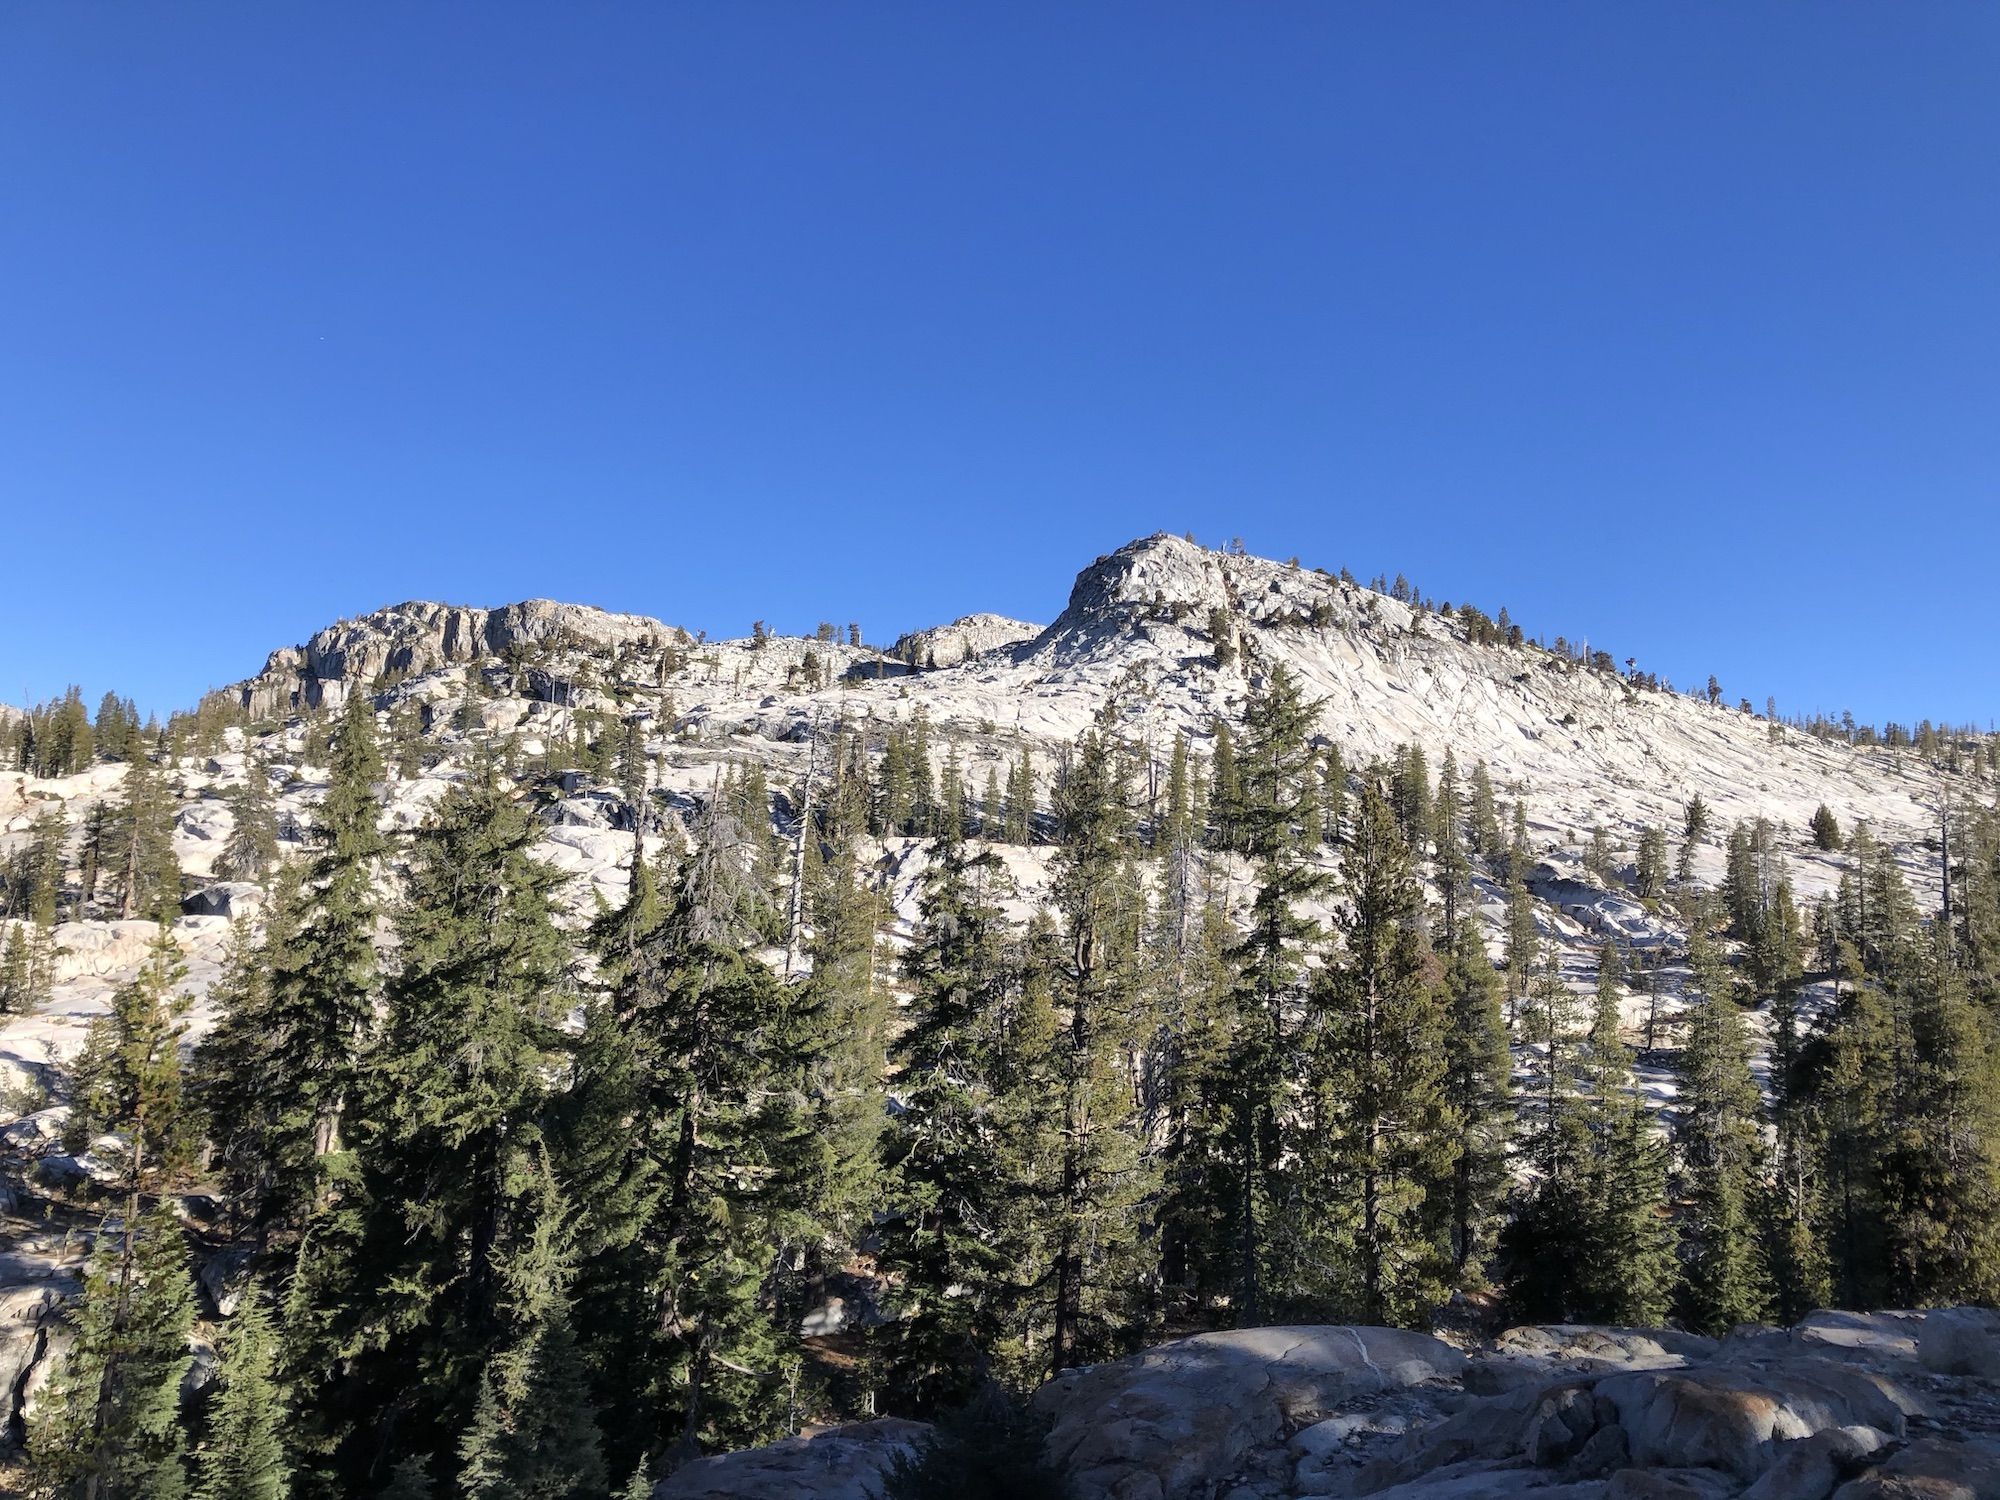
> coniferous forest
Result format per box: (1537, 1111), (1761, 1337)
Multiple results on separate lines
(6, 596), (2000, 1499)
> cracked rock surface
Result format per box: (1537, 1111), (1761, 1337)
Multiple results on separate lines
(645, 1308), (2000, 1500)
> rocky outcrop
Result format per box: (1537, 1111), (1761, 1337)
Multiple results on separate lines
(653, 1417), (930, 1500)
(1033, 1325), (1466, 1500)
(891, 613), (1040, 669)
(642, 1308), (2000, 1500)
(237, 598), (672, 718)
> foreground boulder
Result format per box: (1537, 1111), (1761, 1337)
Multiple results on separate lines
(653, 1417), (929, 1500)
(1346, 1337), (1923, 1499)
(1034, 1325), (1465, 1500)
(574, 1309), (2000, 1499)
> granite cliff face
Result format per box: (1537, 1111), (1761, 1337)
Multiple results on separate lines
(239, 598), (674, 718)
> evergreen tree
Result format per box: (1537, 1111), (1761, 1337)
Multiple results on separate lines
(80, 800), (116, 910)
(1438, 916), (1510, 1282)
(1152, 863), (1237, 1317)
(1303, 775), (1454, 1325)
(1147, 728), (1235, 1314)
(551, 860), (665, 1487)
(579, 792), (815, 1465)
(1809, 935), (1892, 1309)
(1220, 666), (1330, 1321)
(9, 806), (68, 924)
(1503, 848), (1538, 1024)
(1676, 793), (1710, 885)
(1633, 826), (1669, 902)
(0, 919), (36, 1015)
(1578, 943), (1677, 1325)
(1584, 824), (1613, 884)
(1003, 750), (1034, 844)
(881, 830), (1021, 1409)
(389, 701), (427, 781)
(979, 766), (1003, 841)
(1877, 928), (2000, 1306)
(97, 690), (139, 762)
(785, 772), (890, 1332)
(1466, 760), (1502, 870)
(215, 762), (282, 886)
(1503, 941), (1674, 1325)
(303, 768), (576, 1487)
(1431, 751), (1471, 934)
(1673, 913), (1771, 1332)
(202, 694), (384, 1241)
(1756, 879), (1830, 1324)
(65, 924), (198, 1193)
(1042, 715), (1154, 1368)
(907, 712), (937, 837)
(196, 1291), (290, 1500)
(32, 1204), (197, 1500)
(456, 1156), (607, 1500)
(1389, 744), (1432, 857)
(193, 869), (302, 1226)
(111, 751), (181, 923)
(1207, 720), (1242, 853)
(377, 1460), (434, 1500)
(1319, 745), (1347, 847)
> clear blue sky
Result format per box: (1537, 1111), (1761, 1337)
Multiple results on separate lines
(3, 6), (1996, 727)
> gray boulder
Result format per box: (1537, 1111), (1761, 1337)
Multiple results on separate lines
(653, 1418), (930, 1500)
(1035, 1325), (1464, 1500)
(1918, 1306), (2000, 1379)
(1831, 1435), (2000, 1498)
(1350, 1353), (1919, 1497)
(1592, 1361), (1914, 1481)
(1739, 1425), (1888, 1500)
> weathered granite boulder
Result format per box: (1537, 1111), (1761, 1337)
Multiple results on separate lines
(653, 1418), (930, 1500)
(1348, 1352), (1920, 1498)
(259, 1309), (2000, 1499)
(1917, 1306), (2000, 1380)
(1739, 1425), (1887, 1500)
(1592, 1362), (1913, 1481)
(1035, 1325), (1465, 1500)
(1831, 1435), (2000, 1498)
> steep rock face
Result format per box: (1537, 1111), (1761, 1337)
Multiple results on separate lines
(239, 598), (673, 717)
